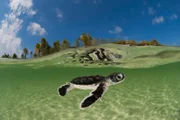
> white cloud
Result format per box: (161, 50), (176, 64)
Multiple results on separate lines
(109, 26), (123, 34)
(9, 0), (36, 16)
(27, 9), (37, 16)
(27, 22), (47, 36)
(170, 14), (178, 20)
(148, 7), (155, 15)
(0, 0), (36, 56)
(152, 16), (164, 25)
(56, 8), (63, 21)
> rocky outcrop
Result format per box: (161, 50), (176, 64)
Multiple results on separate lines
(60, 48), (123, 65)
(79, 48), (123, 62)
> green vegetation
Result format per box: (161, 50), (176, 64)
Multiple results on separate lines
(1, 53), (11, 58)
(21, 54), (24, 59)
(115, 39), (162, 46)
(53, 40), (61, 52)
(1, 53), (18, 59)
(79, 33), (93, 47)
(1, 44), (180, 69)
(39, 38), (51, 56)
(34, 43), (40, 57)
(12, 53), (18, 59)
(30, 51), (33, 58)
(23, 48), (28, 59)
(1, 33), (164, 60)
(75, 39), (79, 48)
(61, 39), (70, 49)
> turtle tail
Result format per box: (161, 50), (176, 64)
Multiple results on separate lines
(58, 83), (71, 96)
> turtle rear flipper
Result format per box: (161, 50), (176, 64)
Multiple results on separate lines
(58, 83), (72, 96)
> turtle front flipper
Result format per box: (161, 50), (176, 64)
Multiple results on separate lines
(80, 82), (108, 108)
(58, 83), (73, 96)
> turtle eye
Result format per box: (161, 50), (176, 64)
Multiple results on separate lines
(116, 75), (121, 80)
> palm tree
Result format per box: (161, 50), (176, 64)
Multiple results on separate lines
(33, 53), (37, 58)
(61, 39), (70, 49)
(151, 39), (159, 46)
(21, 54), (24, 59)
(100, 39), (105, 44)
(2, 53), (11, 58)
(40, 38), (50, 56)
(139, 40), (146, 46)
(40, 38), (47, 48)
(75, 39), (79, 48)
(35, 43), (40, 57)
(79, 33), (92, 47)
(53, 40), (61, 52)
(30, 51), (33, 58)
(92, 38), (98, 45)
(23, 48), (28, 59)
(12, 53), (18, 59)
(132, 40), (137, 46)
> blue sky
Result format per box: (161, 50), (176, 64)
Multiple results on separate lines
(0, 0), (180, 56)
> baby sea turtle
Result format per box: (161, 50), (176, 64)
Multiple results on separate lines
(58, 72), (125, 109)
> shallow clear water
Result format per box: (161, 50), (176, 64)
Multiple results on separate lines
(0, 63), (180, 120)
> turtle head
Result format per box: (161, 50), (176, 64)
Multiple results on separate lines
(107, 72), (125, 84)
